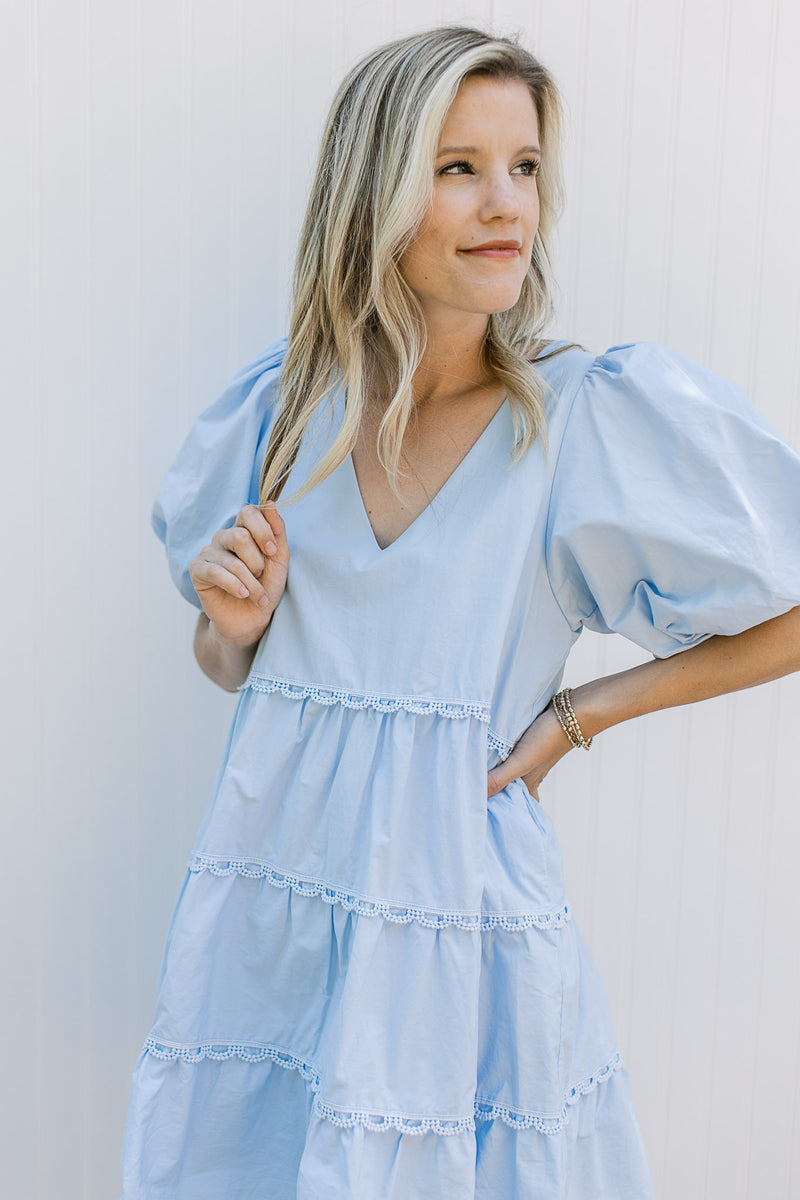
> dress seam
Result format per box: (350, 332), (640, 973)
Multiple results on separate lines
(240, 674), (517, 759)
(187, 852), (571, 932)
(240, 672), (492, 720)
(141, 1036), (624, 1137)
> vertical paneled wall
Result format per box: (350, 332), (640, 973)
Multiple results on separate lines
(1, 2), (798, 1197)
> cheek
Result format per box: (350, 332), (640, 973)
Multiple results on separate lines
(400, 221), (454, 286)
(399, 237), (436, 289)
(528, 188), (541, 232)
(419, 189), (469, 251)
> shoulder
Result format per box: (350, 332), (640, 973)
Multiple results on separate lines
(180, 336), (290, 451)
(152, 334), (289, 540)
(576, 342), (781, 441)
(524, 339), (594, 427)
(533, 337), (733, 393)
(542, 338), (793, 520)
(226, 335), (289, 405)
(539, 339), (774, 438)
(546, 340), (797, 510)
(583, 340), (732, 393)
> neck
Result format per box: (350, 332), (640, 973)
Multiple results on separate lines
(412, 309), (493, 407)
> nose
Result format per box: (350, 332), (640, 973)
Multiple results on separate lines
(477, 169), (523, 223)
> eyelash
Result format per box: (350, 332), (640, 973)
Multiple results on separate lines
(439, 159), (541, 177)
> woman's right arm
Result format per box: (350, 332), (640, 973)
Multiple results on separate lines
(188, 502), (290, 692)
(193, 614), (262, 693)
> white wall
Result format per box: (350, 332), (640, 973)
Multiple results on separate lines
(2, 1), (799, 1197)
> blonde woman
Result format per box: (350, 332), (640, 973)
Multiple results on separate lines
(120, 25), (800, 1199)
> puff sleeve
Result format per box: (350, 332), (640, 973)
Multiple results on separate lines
(151, 337), (287, 607)
(545, 342), (800, 658)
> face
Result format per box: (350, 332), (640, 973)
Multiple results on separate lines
(399, 74), (541, 327)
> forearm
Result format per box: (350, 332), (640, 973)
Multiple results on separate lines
(570, 604), (800, 740)
(194, 612), (262, 692)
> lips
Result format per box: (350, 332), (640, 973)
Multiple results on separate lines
(459, 240), (522, 258)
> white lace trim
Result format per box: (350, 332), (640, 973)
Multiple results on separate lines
(475, 1053), (624, 1132)
(487, 728), (514, 760)
(240, 673), (491, 722)
(143, 1038), (623, 1136)
(188, 853), (571, 932)
(239, 674), (520, 762)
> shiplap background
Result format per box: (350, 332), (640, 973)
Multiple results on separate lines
(2, 0), (799, 1197)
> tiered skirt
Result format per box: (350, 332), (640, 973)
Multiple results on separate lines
(120, 678), (656, 1198)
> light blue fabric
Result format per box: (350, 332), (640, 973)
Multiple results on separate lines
(151, 340), (287, 608)
(122, 338), (800, 1198)
(546, 342), (800, 658)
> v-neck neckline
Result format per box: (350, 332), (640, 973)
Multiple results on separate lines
(346, 396), (510, 553)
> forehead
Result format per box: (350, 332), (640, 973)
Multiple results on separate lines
(439, 75), (539, 144)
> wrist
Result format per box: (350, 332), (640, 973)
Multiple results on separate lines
(564, 680), (602, 741)
(206, 614), (267, 652)
(551, 686), (594, 749)
(566, 672), (640, 741)
(546, 702), (576, 751)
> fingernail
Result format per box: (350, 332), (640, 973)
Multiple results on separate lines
(264, 541), (276, 554)
(258, 594), (270, 608)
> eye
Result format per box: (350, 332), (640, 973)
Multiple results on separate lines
(512, 158), (541, 177)
(438, 160), (474, 175)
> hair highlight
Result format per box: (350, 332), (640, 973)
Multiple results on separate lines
(259, 26), (572, 505)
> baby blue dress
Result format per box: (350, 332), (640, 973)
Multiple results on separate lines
(120, 340), (800, 1199)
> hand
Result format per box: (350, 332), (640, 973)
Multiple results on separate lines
(189, 503), (290, 646)
(487, 704), (573, 800)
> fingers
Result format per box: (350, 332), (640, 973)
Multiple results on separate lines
(191, 503), (290, 611)
(234, 503), (290, 560)
(487, 706), (574, 799)
(211, 504), (288, 573)
(487, 742), (548, 801)
(487, 740), (532, 795)
(212, 523), (266, 579)
(487, 759), (541, 801)
(487, 754), (520, 798)
(236, 503), (279, 552)
(191, 545), (272, 607)
(256, 502), (290, 565)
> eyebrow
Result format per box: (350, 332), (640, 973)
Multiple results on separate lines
(436, 144), (541, 156)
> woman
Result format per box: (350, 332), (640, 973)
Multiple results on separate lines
(120, 25), (800, 1199)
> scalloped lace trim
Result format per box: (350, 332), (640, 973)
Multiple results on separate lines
(241, 674), (491, 722)
(487, 728), (514, 760)
(475, 1053), (624, 1132)
(188, 853), (571, 932)
(143, 1038), (623, 1136)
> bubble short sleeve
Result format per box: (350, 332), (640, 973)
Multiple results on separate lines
(151, 338), (287, 607)
(545, 342), (800, 658)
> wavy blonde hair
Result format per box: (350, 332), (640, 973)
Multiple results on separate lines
(259, 25), (568, 504)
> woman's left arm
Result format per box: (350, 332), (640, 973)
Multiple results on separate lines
(487, 604), (800, 799)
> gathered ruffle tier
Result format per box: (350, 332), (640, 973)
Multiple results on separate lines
(190, 675), (560, 919)
(125, 1041), (648, 1199)
(140, 1038), (624, 1137)
(119, 678), (654, 1198)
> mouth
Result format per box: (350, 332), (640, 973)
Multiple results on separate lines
(458, 241), (522, 259)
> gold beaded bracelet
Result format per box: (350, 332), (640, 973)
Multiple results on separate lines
(551, 687), (593, 750)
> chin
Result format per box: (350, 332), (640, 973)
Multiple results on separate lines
(469, 288), (525, 316)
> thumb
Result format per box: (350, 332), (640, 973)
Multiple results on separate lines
(487, 746), (528, 798)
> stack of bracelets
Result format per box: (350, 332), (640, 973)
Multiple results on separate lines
(551, 686), (593, 750)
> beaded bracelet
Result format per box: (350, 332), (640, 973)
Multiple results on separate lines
(551, 687), (593, 750)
